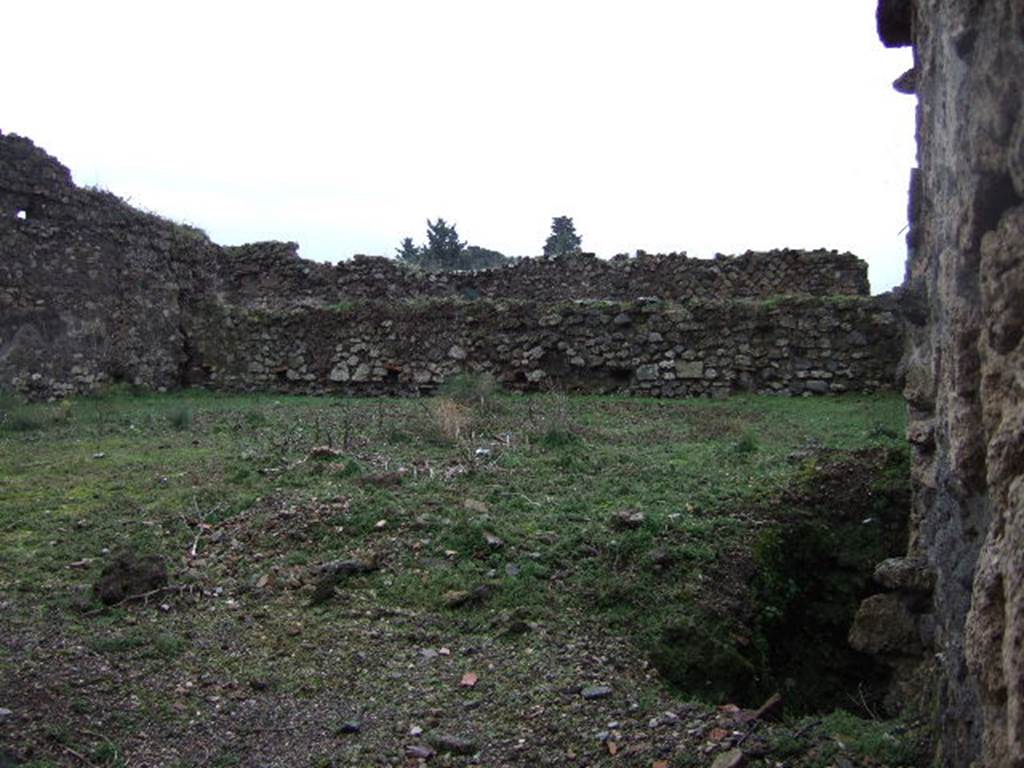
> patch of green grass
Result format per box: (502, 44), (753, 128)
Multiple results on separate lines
(770, 710), (927, 766)
(732, 430), (759, 456)
(167, 405), (192, 431)
(0, 390), (45, 432)
(91, 738), (128, 767)
(87, 626), (187, 659)
(538, 426), (581, 448)
(0, 389), (911, 736)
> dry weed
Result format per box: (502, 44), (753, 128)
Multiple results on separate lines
(431, 397), (471, 443)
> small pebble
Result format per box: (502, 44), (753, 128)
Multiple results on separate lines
(337, 720), (361, 735)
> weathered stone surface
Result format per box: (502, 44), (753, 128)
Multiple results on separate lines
(635, 364), (658, 381)
(675, 360), (704, 379)
(876, 0), (913, 47)
(868, 2), (1024, 765)
(428, 733), (478, 755)
(1, 131), (890, 403)
(874, 557), (934, 594)
(849, 593), (920, 656)
(710, 748), (746, 768)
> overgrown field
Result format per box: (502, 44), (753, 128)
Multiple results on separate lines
(0, 385), (930, 767)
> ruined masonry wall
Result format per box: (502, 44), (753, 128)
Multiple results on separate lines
(223, 245), (870, 309)
(0, 133), (221, 397)
(191, 296), (899, 397)
(865, 2), (1024, 766)
(1, 130), (898, 400)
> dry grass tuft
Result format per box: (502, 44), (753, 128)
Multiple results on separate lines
(431, 397), (471, 443)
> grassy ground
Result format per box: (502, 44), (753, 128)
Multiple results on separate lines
(0, 386), (929, 767)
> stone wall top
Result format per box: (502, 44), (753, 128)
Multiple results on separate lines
(2, 130), (872, 315)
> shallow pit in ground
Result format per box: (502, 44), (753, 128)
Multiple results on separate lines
(650, 447), (911, 715)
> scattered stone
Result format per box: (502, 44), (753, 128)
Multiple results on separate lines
(0, 708), (12, 723)
(786, 449), (816, 464)
(307, 578), (339, 607)
(711, 748), (746, 768)
(429, 733), (478, 755)
(463, 498), (489, 513)
(752, 692), (783, 722)
(405, 744), (435, 759)
(582, 685), (613, 700)
(337, 720), (362, 734)
(849, 593), (919, 654)
(357, 472), (403, 488)
(444, 590), (471, 607)
(483, 531), (504, 549)
(443, 584), (491, 608)
(502, 619), (532, 636)
(309, 445), (344, 459)
(92, 550), (168, 605)
(308, 556), (379, 605)
(313, 557), (379, 578)
(610, 509), (645, 530)
(646, 547), (675, 569)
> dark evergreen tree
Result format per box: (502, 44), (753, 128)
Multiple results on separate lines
(396, 237), (421, 264)
(421, 218), (467, 270)
(542, 215), (582, 257)
(462, 245), (509, 270)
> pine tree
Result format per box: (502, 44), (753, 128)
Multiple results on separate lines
(396, 237), (420, 264)
(421, 218), (467, 270)
(542, 216), (582, 257)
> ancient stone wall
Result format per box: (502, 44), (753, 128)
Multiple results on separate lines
(0, 130), (896, 402)
(188, 295), (899, 398)
(862, 2), (1024, 766)
(223, 247), (871, 310)
(0, 132), (221, 397)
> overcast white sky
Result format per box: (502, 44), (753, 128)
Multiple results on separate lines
(4, 1), (915, 292)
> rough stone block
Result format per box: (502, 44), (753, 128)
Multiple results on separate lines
(675, 360), (703, 379)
